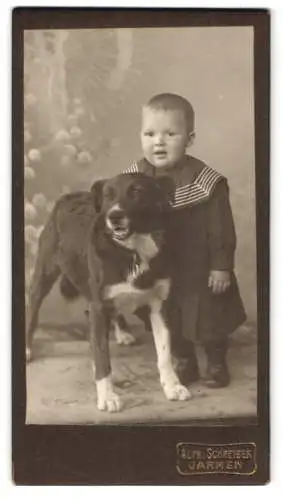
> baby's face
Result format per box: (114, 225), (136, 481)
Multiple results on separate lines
(141, 108), (190, 168)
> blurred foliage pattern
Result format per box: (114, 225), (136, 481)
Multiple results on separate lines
(24, 29), (135, 295)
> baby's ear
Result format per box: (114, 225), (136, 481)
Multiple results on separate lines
(90, 179), (105, 213)
(187, 131), (196, 147)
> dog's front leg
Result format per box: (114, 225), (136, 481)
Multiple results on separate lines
(149, 300), (192, 402)
(89, 302), (122, 412)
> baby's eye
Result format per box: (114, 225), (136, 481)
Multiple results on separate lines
(168, 132), (176, 137)
(144, 131), (154, 137)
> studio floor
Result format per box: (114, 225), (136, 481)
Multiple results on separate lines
(26, 320), (257, 426)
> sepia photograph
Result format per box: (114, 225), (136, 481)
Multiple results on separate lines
(12, 8), (269, 485)
(23, 24), (257, 426)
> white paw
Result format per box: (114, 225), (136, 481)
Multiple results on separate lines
(97, 392), (122, 413)
(96, 376), (122, 412)
(26, 347), (32, 363)
(116, 330), (136, 346)
(163, 383), (192, 401)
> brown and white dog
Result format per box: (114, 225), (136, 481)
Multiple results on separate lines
(26, 173), (192, 412)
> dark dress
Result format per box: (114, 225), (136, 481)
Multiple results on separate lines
(125, 155), (247, 350)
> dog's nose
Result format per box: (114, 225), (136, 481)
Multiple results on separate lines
(108, 209), (125, 225)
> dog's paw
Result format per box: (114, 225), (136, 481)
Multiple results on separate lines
(96, 377), (122, 412)
(163, 383), (192, 401)
(115, 330), (136, 346)
(97, 392), (122, 412)
(26, 347), (32, 363)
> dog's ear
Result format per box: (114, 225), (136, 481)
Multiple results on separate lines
(91, 179), (105, 213)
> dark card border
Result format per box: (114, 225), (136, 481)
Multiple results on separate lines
(12, 8), (270, 485)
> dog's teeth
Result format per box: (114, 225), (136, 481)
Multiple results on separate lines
(129, 264), (141, 279)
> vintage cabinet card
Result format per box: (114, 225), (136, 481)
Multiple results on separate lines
(12, 8), (269, 485)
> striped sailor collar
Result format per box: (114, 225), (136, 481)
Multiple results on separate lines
(128, 157), (183, 177)
(126, 157), (225, 208)
(173, 163), (224, 208)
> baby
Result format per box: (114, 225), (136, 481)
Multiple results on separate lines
(125, 93), (246, 388)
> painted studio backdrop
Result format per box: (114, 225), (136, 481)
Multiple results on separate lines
(24, 27), (256, 326)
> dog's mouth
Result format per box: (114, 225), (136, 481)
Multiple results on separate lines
(106, 209), (131, 241)
(111, 226), (130, 240)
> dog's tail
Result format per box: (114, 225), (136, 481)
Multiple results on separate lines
(59, 276), (80, 301)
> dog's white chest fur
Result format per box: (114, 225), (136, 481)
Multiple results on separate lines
(104, 233), (170, 314)
(115, 233), (159, 261)
(114, 232), (159, 279)
(104, 278), (170, 315)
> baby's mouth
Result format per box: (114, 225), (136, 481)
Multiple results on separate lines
(154, 151), (167, 157)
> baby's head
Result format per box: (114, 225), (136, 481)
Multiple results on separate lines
(140, 93), (195, 169)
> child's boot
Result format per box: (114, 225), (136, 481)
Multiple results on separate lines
(203, 340), (230, 388)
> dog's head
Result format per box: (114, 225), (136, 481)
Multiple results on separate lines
(91, 173), (172, 241)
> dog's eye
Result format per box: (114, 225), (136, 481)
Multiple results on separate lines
(131, 185), (145, 196)
(104, 186), (116, 199)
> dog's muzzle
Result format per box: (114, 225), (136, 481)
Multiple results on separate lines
(106, 206), (130, 240)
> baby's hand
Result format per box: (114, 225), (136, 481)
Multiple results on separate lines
(208, 270), (231, 294)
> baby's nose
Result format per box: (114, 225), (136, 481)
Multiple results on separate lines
(155, 134), (165, 145)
